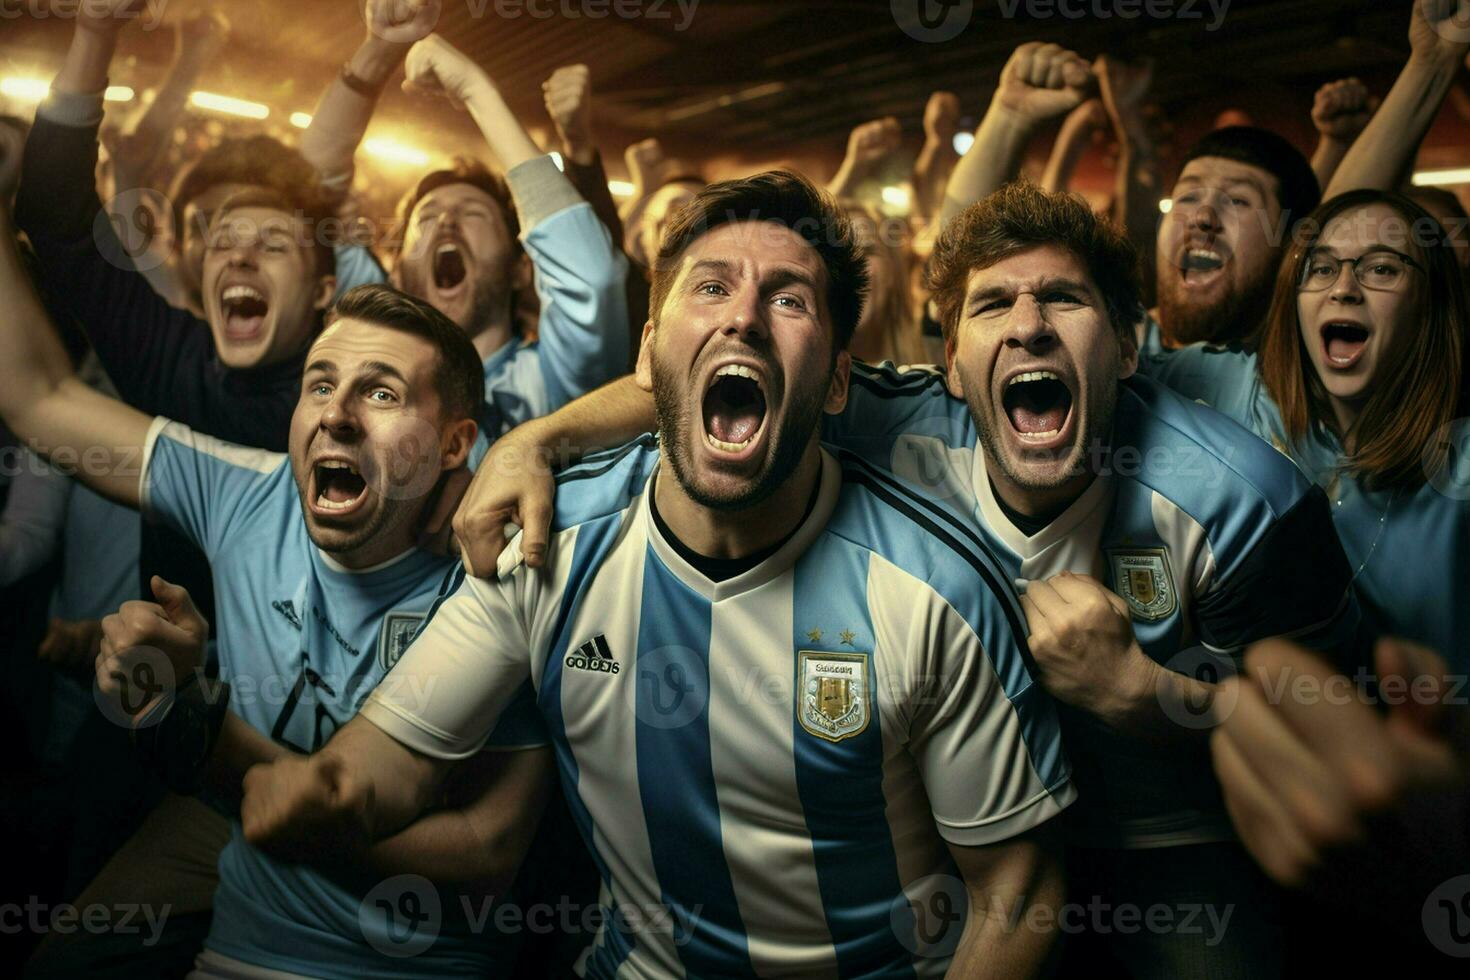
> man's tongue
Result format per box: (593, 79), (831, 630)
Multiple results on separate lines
(709, 405), (760, 444)
(704, 376), (765, 446)
(320, 470), (364, 504)
(1005, 380), (1071, 435)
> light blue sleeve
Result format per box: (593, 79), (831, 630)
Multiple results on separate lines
(1138, 345), (1262, 432)
(139, 418), (288, 557)
(523, 201), (631, 410)
(331, 244), (388, 299)
(822, 361), (974, 469)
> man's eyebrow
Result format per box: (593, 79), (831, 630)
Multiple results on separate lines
(965, 277), (1093, 303)
(763, 266), (820, 293)
(687, 258), (737, 279)
(304, 359), (336, 376)
(358, 360), (410, 385)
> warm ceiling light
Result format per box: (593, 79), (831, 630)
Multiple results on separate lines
(953, 131), (975, 155)
(881, 185), (911, 209)
(607, 180), (634, 197)
(1159, 198), (1174, 214)
(189, 91), (269, 120)
(363, 137), (430, 167)
(1413, 169), (1470, 187)
(290, 112), (313, 129)
(0, 77), (50, 101)
(104, 86), (134, 102)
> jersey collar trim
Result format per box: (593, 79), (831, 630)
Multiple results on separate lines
(316, 545), (420, 576)
(972, 447), (1115, 558)
(642, 448), (841, 602)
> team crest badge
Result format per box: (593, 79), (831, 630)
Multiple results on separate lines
(1107, 548), (1177, 622)
(377, 611), (427, 671)
(798, 650), (871, 742)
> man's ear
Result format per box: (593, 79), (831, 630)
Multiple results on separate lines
(944, 335), (965, 399)
(511, 252), (534, 293)
(1118, 327), (1139, 381)
(633, 320), (657, 393)
(313, 274), (338, 312)
(439, 417), (479, 471)
(824, 350), (851, 414)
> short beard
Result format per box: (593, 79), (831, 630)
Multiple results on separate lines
(961, 368), (1117, 495)
(1157, 267), (1276, 347)
(399, 262), (509, 336)
(651, 349), (828, 513)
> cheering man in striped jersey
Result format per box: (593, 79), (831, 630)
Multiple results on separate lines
(242, 172), (1075, 978)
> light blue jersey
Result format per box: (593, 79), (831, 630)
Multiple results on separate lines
(140, 417), (544, 978)
(1143, 344), (1470, 668)
(824, 363), (1364, 848)
(365, 438), (1075, 979)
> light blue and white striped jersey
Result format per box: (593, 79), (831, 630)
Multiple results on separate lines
(364, 437), (1075, 979)
(824, 363), (1364, 848)
(140, 417), (544, 979)
(1142, 344), (1470, 668)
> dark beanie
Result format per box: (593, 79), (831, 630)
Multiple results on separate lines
(1180, 126), (1321, 233)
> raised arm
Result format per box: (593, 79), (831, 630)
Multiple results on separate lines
(913, 92), (962, 222)
(299, 1), (440, 201)
(939, 42), (1093, 229)
(1325, 0), (1470, 197)
(1039, 98), (1105, 193)
(1308, 78), (1379, 190)
(1096, 56), (1161, 272)
(0, 205), (150, 507)
(827, 117), (902, 201)
(545, 63), (625, 245)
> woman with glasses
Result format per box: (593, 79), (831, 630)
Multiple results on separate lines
(1144, 189), (1469, 665)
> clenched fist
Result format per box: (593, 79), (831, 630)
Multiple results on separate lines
(544, 64), (594, 165)
(95, 575), (209, 723)
(403, 34), (492, 110)
(1311, 78), (1378, 144)
(845, 117), (902, 169)
(365, 0), (441, 46)
(923, 92), (962, 146)
(1021, 571), (1156, 723)
(241, 752), (376, 864)
(996, 42), (1094, 125)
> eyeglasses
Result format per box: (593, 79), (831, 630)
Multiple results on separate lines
(1298, 249), (1424, 293)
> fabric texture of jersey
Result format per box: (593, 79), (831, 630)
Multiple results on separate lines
(140, 418), (544, 978)
(1143, 344), (1470, 668)
(363, 438), (1074, 979)
(825, 362), (1362, 848)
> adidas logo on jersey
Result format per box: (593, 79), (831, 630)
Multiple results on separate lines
(566, 635), (619, 675)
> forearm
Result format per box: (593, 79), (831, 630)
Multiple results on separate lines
(1326, 54), (1460, 197)
(939, 107), (1036, 228)
(204, 712), (289, 809)
(326, 717), (445, 840)
(1039, 120), (1092, 193)
(0, 209), (80, 411)
(913, 139), (959, 220)
(521, 374), (655, 467)
(121, 51), (211, 181)
(301, 40), (407, 187)
(1310, 137), (1351, 190)
(53, 28), (115, 97)
(464, 81), (543, 174)
(1112, 126), (1161, 275)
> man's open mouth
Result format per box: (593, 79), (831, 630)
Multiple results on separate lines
(433, 242), (469, 293)
(221, 284), (270, 340)
(311, 459), (368, 516)
(702, 364), (768, 456)
(1178, 247), (1227, 284)
(1002, 370), (1074, 443)
(1320, 321), (1371, 369)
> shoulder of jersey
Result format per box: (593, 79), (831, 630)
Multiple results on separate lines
(1119, 373), (1309, 514)
(848, 359), (951, 397)
(826, 448), (1028, 637)
(550, 433), (661, 532)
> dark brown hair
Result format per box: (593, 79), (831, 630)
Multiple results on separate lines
(1257, 189), (1467, 490)
(928, 181), (1144, 357)
(648, 170), (868, 351)
(209, 186), (334, 277)
(326, 284), (484, 423)
(391, 157), (520, 256)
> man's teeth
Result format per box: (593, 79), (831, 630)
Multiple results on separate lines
(1008, 370), (1060, 387)
(223, 285), (265, 303)
(706, 431), (754, 453)
(316, 494), (357, 511)
(715, 364), (760, 381)
(318, 460), (358, 473)
(1189, 249), (1221, 262)
(436, 243), (460, 257)
(1016, 428), (1062, 441)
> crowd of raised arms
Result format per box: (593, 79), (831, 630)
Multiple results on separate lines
(0, 0), (1467, 978)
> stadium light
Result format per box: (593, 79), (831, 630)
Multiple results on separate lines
(189, 91), (269, 120)
(608, 180), (635, 197)
(953, 131), (975, 155)
(290, 112), (313, 129)
(363, 137), (430, 167)
(1159, 198), (1174, 214)
(881, 185), (911, 209)
(1412, 169), (1470, 187)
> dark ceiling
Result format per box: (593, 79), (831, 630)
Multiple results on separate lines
(0, 0), (1452, 182)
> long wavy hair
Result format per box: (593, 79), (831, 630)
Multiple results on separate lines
(1257, 189), (1468, 490)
